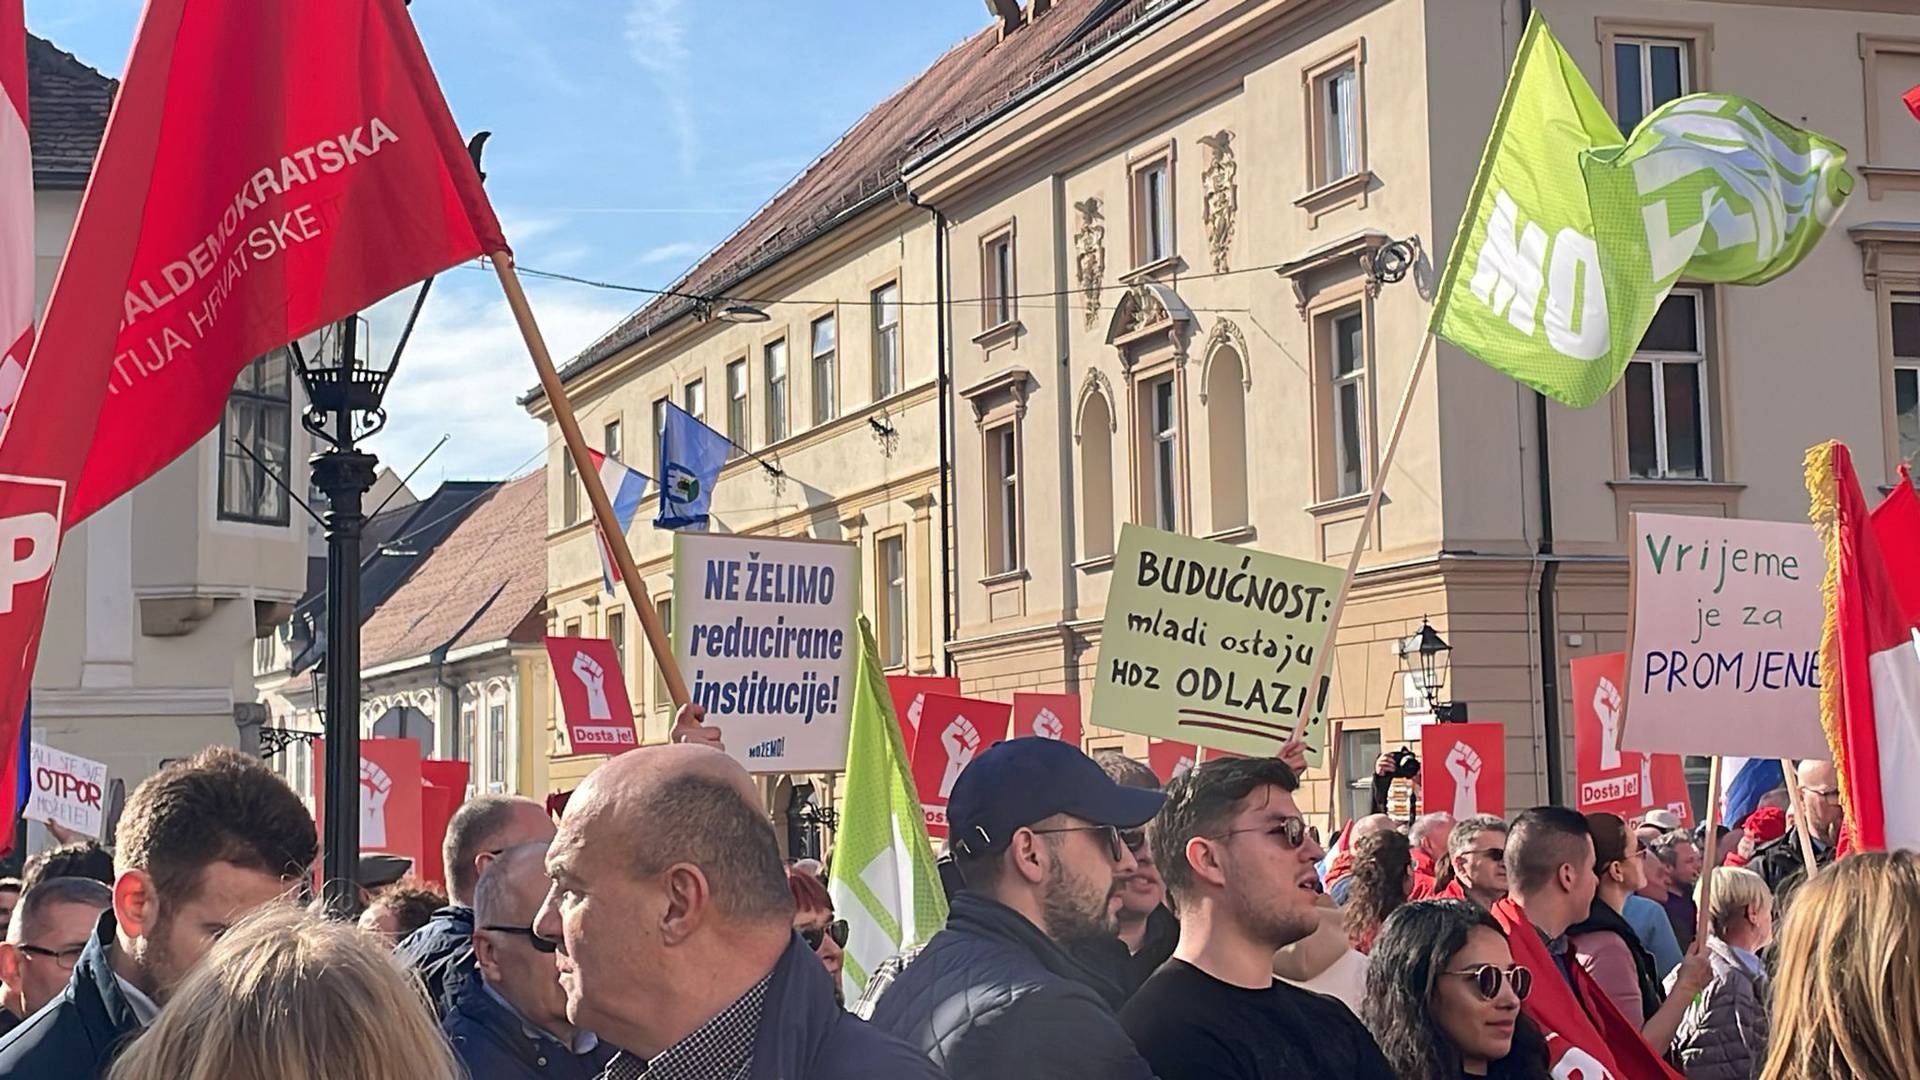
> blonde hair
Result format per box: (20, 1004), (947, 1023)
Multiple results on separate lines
(1760, 851), (1920, 1080)
(106, 901), (460, 1080)
(1703, 865), (1770, 936)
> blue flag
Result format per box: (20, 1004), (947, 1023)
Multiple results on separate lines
(15, 696), (29, 814)
(655, 402), (732, 530)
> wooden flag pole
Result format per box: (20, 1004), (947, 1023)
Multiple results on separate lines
(493, 254), (690, 709)
(1294, 332), (1438, 748)
(1697, 754), (1724, 947)
(1778, 758), (1821, 876)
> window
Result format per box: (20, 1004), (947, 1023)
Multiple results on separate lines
(1342, 727), (1383, 824)
(1079, 391), (1115, 560)
(653, 397), (669, 475)
(1330, 309), (1368, 497)
(1300, 42), (1370, 221)
(218, 350), (292, 524)
(1206, 347), (1249, 532)
(986, 424), (1021, 574)
(1894, 298), (1920, 476)
(684, 378), (705, 425)
(603, 419), (622, 462)
(878, 534), (907, 669)
(1624, 289), (1710, 480)
(1320, 66), (1359, 185)
(653, 598), (674, 706)
(872, 282), (902, 399)
(458, 695), (478, 765)
(811, 314), (837, 426)
(606, 610), (626, 680)
(1133, 157), (1173, 266)
(487, 697), (507, 789)
(764, 339), (788, 444)
(1146, 377), (1180, 531)
(561, 447), (580, 525)
(1613, 37), (1692, 132)
(983, 231), (1014, 329)
(726, 359), (747, 458)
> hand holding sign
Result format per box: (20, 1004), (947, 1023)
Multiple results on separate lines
(670, 703), (726, 752)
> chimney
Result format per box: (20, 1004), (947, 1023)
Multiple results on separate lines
(985, 0), (1022, 35)
(1030, 0), (1053, 16)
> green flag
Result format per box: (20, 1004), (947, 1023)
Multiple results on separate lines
(1432, 14), (1854, 408)
(827, 617), (948, 999)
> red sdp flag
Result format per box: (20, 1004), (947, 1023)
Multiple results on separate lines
(0, 0), (29, 829)
(1806, 444), (1920, 851)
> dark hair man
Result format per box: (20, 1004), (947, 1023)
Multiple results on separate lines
(20, 843), (113, 893)
(396, 793), (555, 1016)
(358, 879), (448, 946)
(0, 878), (112, 1024)
(1081, 751), (1177, 996)
(0, 746), (317, 1080)
(533, 744), (935, 1080)
(868, 738), (1163, 1079)
(1444, 814), (1510, 909)
(445, 842), (613, 1079)
(1648, 830), (1702, 952)
(1121, 758), (1395, 1079)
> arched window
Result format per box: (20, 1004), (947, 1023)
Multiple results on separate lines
(1079, 389), (1116, 559)
(1207, 346), (1249, 532)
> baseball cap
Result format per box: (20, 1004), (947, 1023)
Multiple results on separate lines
(946, 737), (1166, 858)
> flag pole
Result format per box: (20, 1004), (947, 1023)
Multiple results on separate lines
(1292, 331), (1438, 753)
(491, 253), (690, 708)
(1778, 757), (1820, 876)
(1697, 754), (1724, 946)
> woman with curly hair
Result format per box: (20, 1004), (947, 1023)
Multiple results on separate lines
(1362, 899), (1551, 1079)
(1344, 828), (1413, 954)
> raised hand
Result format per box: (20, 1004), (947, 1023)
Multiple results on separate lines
(939, 715), (981, 797)
(360, 758), (393, 846)
(669, 702), (725, 752)
(1447, 741), (1483, 818)
(1594, 676), (1623, 771)
(571, 651), (612, 720)
(1276, 734), (1309, 775)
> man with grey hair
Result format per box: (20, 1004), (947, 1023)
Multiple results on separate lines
(1443, 814), (1509, 909)
(1408, 811), (1453, 897)
(396, 793), (556, 1016)
(1326, 813), (1396, 905)
(0, 878), (112, 1027)
(444, 842), (612, 1079)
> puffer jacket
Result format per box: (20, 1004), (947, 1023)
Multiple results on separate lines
(1672, 937), (1770, 1080)
(867, 892), (1156, 1080)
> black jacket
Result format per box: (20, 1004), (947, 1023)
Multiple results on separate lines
(1570, 898), (1666, 1022)
(0, 910), (144, 1080)
(395, 904), (476, 1017)
(747, 931), (943, 1080)
(1750, 829), (1832, 914)
(1073, 905), (1179, 1000)
(868, 892), (1156, 1080)
(443, 980), (616, 1080)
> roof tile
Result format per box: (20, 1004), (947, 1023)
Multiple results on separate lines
(26, 34), (114, 190)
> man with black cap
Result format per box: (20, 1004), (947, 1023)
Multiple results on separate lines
(868, 737), (1163, 1080)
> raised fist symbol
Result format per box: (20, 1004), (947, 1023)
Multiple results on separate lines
(938, 715), (981, 797)
(1446, 741), (1483, 819)
(360, 758), (393, 847)
(1638, 755), (1653, 806)
(1032, 708), (1064, 741)
(572, 651), (611, 721)
(906, 693), (928, 736)
(1594, 676), (1623, 771)
(1550, 1044), (1617, 1080)
(1172, 755), (1195, 781)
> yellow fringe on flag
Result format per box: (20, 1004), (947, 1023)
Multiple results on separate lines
(1802, 440), (1856, 846)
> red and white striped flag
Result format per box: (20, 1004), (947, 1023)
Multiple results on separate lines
(0, 1), (28, 437)
(1806, 443), (1920, 851)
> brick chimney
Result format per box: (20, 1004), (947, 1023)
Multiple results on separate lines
(985, 0), (1021, 34)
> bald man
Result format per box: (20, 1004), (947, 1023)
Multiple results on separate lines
(533, 745), (937, 1080)
(1750, 759), (1844, 904)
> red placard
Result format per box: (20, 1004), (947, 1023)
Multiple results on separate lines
(546, 636), (638, 754)
(1421, 723), (1506, 820)
(1572, 652), (1693, 824)
(886, 676), (960, 768)
(1148, 739), (1199, 785)
(417, 759), (470, 887)
(1011, 693), (1082, 745)
(313, 737), (424, 869)
(909, 694), (1010, 839)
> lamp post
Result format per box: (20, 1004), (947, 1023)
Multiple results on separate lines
(1397, 618), (1468, 723)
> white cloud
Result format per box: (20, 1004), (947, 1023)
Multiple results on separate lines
(624, 0), (698, 178)
(637, 239), (709, 266)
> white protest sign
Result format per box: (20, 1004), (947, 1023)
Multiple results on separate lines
(674, 533), (859, 773)
(25, 742), (110, 838)
(1622, 511), (1829, 759)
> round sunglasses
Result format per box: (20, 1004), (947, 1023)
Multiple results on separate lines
(802, 919), (849, 951)
(1445, 963), (1532, 1001)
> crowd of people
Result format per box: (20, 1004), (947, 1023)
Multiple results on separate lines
(0, 721), (1900, 1079)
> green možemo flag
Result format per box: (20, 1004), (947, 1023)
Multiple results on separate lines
(827, 616), (948, 998)
(1432, 13), (1854, 408)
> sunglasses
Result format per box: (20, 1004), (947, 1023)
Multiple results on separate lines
(801, 919), (849, 951)
(1445, 963), (1532, 1002)
(483, 925), (559, 954)
(1030, 824), (1128, 863)
(1213, 815), (1311, 850)
(1474, 847), (1506, 863)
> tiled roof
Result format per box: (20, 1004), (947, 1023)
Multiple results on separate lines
(359, 471), (547, 671)
(26, 33), (114, 190)
(547, 0), (1175, 394)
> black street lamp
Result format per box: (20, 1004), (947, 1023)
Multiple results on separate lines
(1397, 618), (1468, 722)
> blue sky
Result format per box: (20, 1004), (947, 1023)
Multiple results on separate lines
(26, 0), (987, 486)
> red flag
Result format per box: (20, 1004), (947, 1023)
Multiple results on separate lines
(1420, 722), (1506, 819)
(909, 694), (1008, 839)
(884, 675), (959, 768)
(0, 0), (27, 835)
(1806, 442), (1920, 851)
(1906, 83), (1920, 124)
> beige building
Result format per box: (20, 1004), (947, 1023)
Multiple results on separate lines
(536, 0), (1919, 824)
(27, 36), (309, 795)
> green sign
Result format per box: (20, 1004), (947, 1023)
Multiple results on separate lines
(1091, 524), (1346, 761)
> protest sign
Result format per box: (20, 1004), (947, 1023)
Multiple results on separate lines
(886, 675), (960, 768)
(1092, 524), (1345, 760)
(418, 759), (470, 887)
(910, 693), (1009, 839)
(675, 534), (859, 773)
(25, 743), (109, 838)
(1147, 739), (1199, 785)
(546, 636), (639, 754)
(313, 738), (424, 865)
(1623, 512), (1829, 759)
(1012, 692), (1082, 744)
(1421, 723), (1506, 819)
(1572, 652), (1692, 821)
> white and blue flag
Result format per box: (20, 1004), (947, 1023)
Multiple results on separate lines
(655, 402), (731, 531)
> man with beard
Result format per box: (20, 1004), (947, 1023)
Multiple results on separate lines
(869, 738), (1163, 1080)
(1122, 757), (1395, 1079)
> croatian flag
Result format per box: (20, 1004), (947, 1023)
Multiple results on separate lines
(1718, 757), (1784, 828)
(586, 449), (648, 594)
(0, 1), (26, 440)
(1805, 444), (1920, 851)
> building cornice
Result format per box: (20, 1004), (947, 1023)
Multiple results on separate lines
(33, 686), (235, 719)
